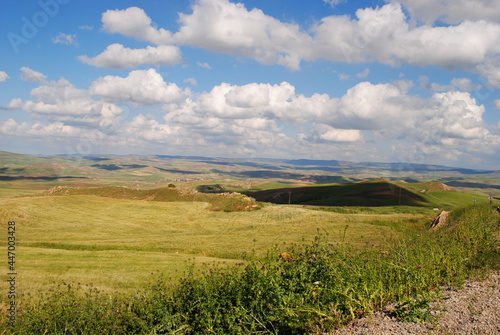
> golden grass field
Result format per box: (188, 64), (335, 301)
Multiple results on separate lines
(0, 193), (431, 299)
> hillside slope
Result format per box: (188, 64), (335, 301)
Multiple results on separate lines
(246, 179), (469, 208)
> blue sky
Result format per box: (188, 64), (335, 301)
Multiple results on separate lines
(1, 0), (500, 169)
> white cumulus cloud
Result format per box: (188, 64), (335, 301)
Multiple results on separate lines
(315, 125), (362, 142)
(20, 67), (47, 82)
(392, 0), (500, 24)
(196, 62), (212, 69)
(356, 68), (370, 78)
(0, 71), (9, 82)
(7, 78), (124, 131)
(323, 0), (345, 8)
(90, 68), (188, 105)
(102, 7), (172, 44)
(79, 44), (183, 69)
(98, 2), (500, 86)
(52, 32), (77, 45)
(172, 0), (312, 70)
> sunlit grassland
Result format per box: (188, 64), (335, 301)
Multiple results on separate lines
(0, 194), (430, 298)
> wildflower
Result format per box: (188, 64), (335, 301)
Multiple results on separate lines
(417, 265), (422, 269)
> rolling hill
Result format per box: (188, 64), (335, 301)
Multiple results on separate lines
(245, 179), (485, 209)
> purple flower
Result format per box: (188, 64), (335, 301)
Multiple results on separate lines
(417, 265), (422, 269)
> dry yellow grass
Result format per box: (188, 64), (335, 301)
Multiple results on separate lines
(0, 194), (427, 298)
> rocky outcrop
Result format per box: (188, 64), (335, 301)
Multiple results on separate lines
(429, 210), (450, 230)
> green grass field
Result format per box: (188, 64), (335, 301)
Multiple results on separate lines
(0, 192), (431, 298)
(1, 151), (498, 333)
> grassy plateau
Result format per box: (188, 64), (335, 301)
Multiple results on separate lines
(0, 152), (499, 334)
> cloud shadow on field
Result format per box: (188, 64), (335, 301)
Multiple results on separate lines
(0, 175), (87, 181)
(155, 167), (203, 175)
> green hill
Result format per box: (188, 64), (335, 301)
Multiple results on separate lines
(245, 179), (486, 209)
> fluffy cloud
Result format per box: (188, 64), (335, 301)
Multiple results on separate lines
(0, 119), (89, 139)
(52, 32), (77, 46)
(79, 44), (183, 69)
(166, 80), (494, 150)
(331, 82), (413, 131)
(323, 0), (345, 8)
(161, 80), (496, 158)
(3, 73), (498, 166)
(197, 62), (212, 69)
(475, 57), (500, 88)
(0, 71), (9, 82)
(172, 0), (311, 70)
(30, 78), (86, 103)
(312, 4), (500, 67)
(312, 125), (362, 143)
(7, 78), (124, 131)
(392, 0), (500, 24)
(102, 7), (172, 44)
(187, 82), (286, 119)
(170, 1), (500, 72)
(429, 91), (487, 140)
(419, 76), (479, 92)
(100, 2), (500, 83)
(184, 78), (197, 86)
(90, 68), (188, 104)
(356, 68), (370, 78)
(125, 114), (179, 143)
(20, 67), (47, 82)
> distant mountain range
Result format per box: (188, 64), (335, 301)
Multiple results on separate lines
(1, 151), (499, 196)
(152, 155), (497, 176)
(1, 150), (496, 176)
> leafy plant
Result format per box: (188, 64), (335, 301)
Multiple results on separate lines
(390, 293), (436, 323)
